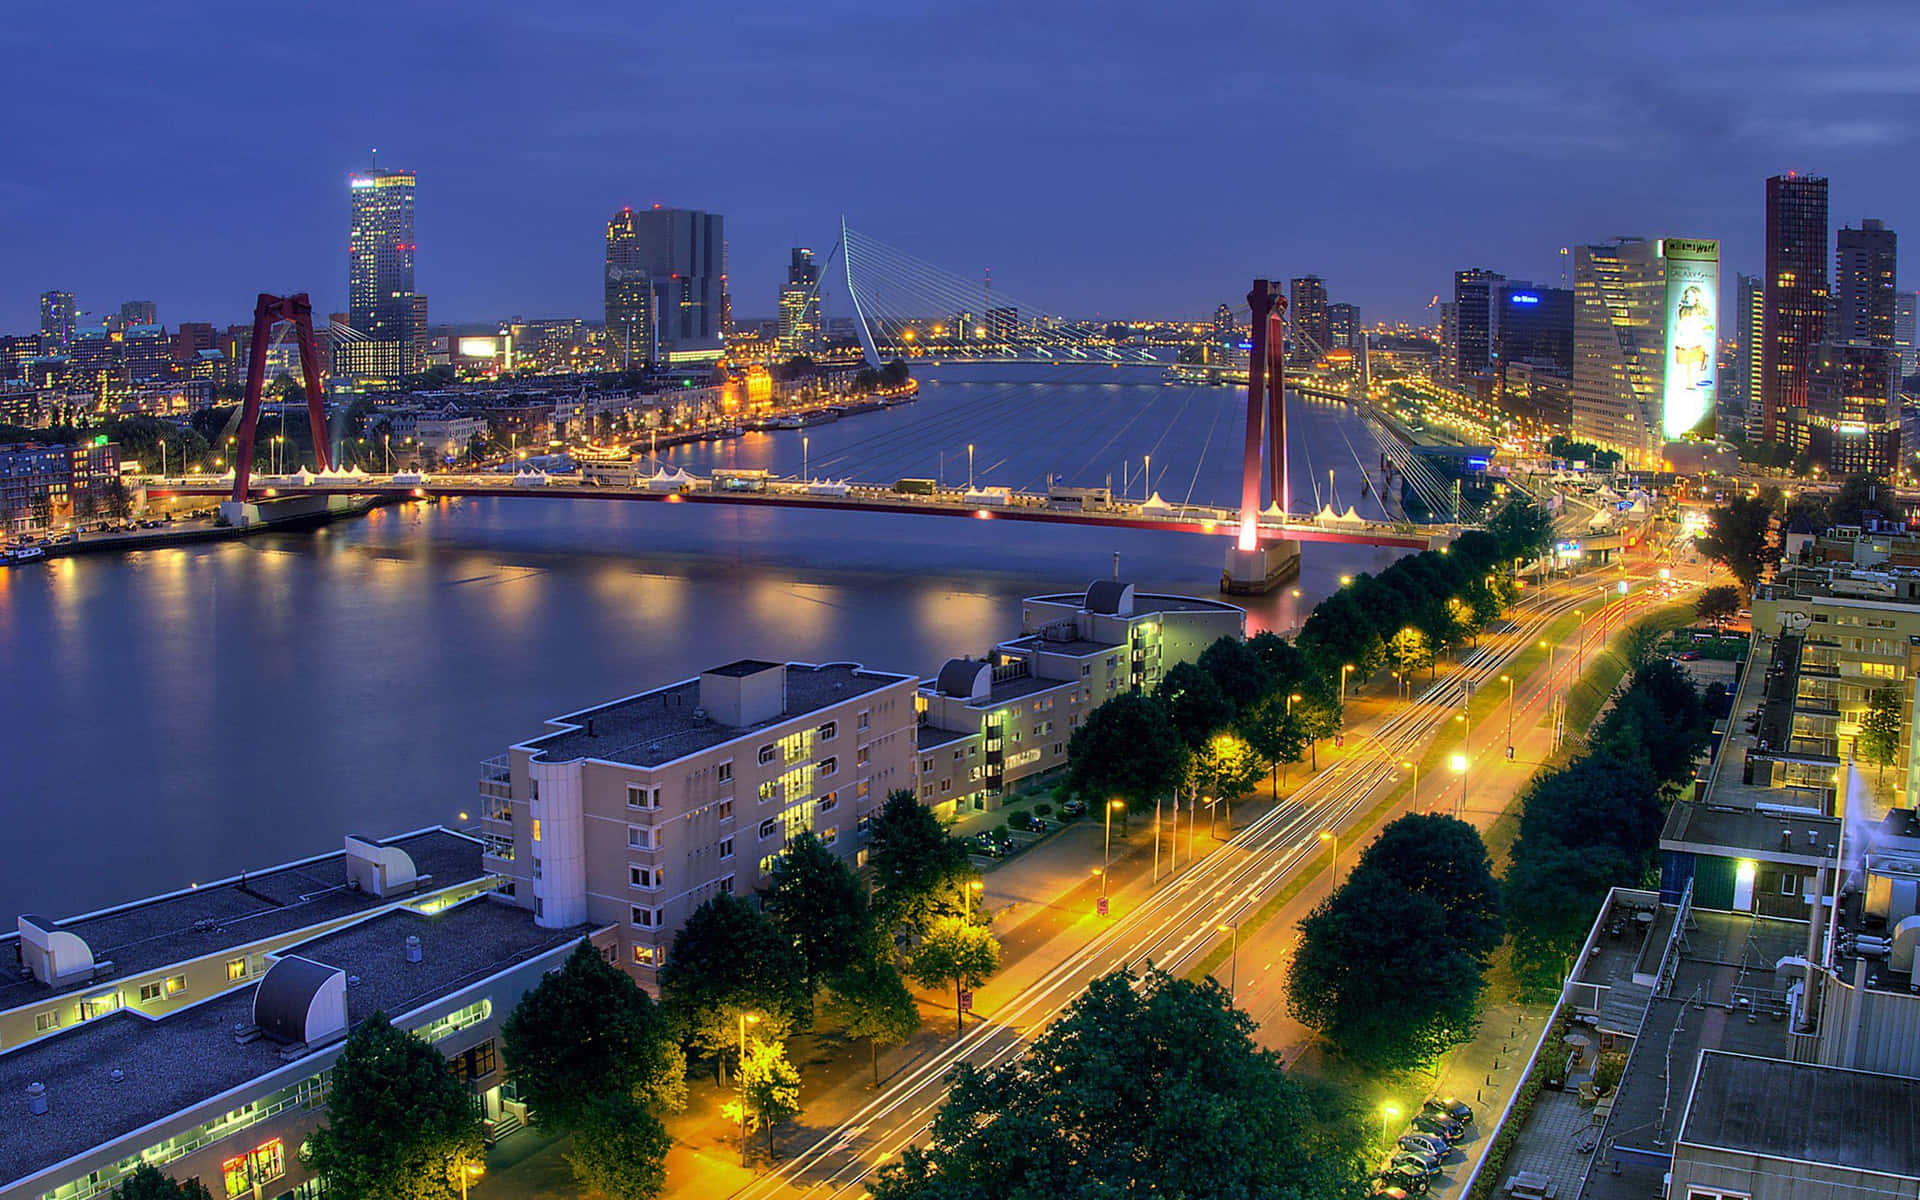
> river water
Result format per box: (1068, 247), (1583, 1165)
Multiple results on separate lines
(0, 366), (1413, 917)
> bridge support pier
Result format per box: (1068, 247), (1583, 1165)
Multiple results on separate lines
(1221, 539), (1300, 595)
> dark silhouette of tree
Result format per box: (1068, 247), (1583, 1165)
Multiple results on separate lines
(304, 1015), (484, 1200)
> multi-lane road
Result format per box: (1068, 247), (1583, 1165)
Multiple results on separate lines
(730, 555), (1704, 1200)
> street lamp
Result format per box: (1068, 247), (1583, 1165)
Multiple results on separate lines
(1218, 921), (1241, 999)
(1319, 828), (1337, 890)
(737, 1011), (761, 1165)
(802, 434), (810, 482)
(1450, 752), (1468, 817)
(963, 878), (984, 922)
(1103, 800), (1124, 901)
(1501, 673), (1514, 756)
(1381, 1102), (1401, 1150)
(1402, 759), (1419, 808)
(1340, 663), (1354, 705)
(460, 1163), (483, 1200)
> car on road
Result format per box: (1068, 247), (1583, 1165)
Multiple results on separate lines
(1398, 1132), (1450, 1159)
(971, 832), (1011, 858)
(1423, 1096), (1474, 1124)
(1410, 1113), (1464, 1143)
(1372, 1167), (1429, 1195)
(1058, 797), (1088, 818)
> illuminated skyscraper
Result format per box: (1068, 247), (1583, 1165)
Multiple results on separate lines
(346, 166), (418, 375)
(603, 205), (726, 366)
(605, 207), (653, 369)
(1287, 276), (1329, 365)
(1835, 219), (1897, 346)
(39, 290), (75, 353)
(117, 300), (157, 331)
(1896, 292), (1917, 380)
(777, 247), (823, 356)
(1738, 273), (1766, 444)
(1327, 303), (1360, 350)
(1761, 173), (1828, 446)
(1570, 238), (1664, 465)
(1451, 268), (1504, 383)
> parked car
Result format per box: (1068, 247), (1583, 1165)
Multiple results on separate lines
(1390, 1150), (1441, 1177)
(971, 832), (1010, 858)
(1372, 1168), (1429, 1195)
(1058, 797), (1088, 818)
(1398, 1132), (1449, 1159)
(1409, 1113), (1463, 1143)
(1011, 813), (1049, 833)
(1368, 1188), (1411, 1200)
(1423, 1096), (1474, 1124)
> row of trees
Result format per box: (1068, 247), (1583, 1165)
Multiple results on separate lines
(1503, 658), (1712, 994)
(1698, 471), (1889, 596)
(1286, 814), (1504, 1071)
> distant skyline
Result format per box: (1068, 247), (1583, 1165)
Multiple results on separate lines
(4, 1), (1918, 334)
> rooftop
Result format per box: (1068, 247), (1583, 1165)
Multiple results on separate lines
(1661, 801), (1840, 867)
(0, 829), (484, 1014)
(0, 897), (585, 1188)
(525, 662), (913, 767)
(999, 633), (1122, 659)
(1680, 1052), (1920, 1180)
(1025, 590), (1244, 616)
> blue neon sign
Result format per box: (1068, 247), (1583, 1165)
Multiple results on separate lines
(1509, 293), (1540, 305)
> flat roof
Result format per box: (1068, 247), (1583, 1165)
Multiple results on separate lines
(1024, 590), (1244, 616)
(525, 662), (913, 768)
(1680, 1051), (1920, 1179)
(1000, 633), (1123, 658)
(0, 829), (484, 1015)
(917, 725), (974, 752)
(1661, 802), (1839, 866)
(0, 898), (585, 1188)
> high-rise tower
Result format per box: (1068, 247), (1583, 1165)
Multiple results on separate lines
(1452, 268), (1505, 383)
(39, 290), (75, 353)
(1835, 218), (1897, 346)
(345, 166), (418, 375)
(602, 205), (726, 366)
(1761, 173), (1828, 446)
(1287, 276), (1330, 366)
(604, 207), (653, 369)
(777, 248), (823, 356)
(1570, 239), (1664, 465)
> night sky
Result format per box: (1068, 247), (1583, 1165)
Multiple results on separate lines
(4, 1), (1915, 333)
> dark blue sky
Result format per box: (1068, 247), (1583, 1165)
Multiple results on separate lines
(4, 1), (1915, 334)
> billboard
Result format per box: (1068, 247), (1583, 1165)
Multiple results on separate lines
(1662, 238), (1719, 439)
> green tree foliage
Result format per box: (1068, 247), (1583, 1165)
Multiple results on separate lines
(1390, 625), (1434, 677)
(1694, 584), (1741, 630)
(1154, 661), (1235, 749)
(112, 1166), (212, 1200)
(1697, 496), (1779, 595)
(871, 969), (1369, 1200)
(1196, 634), (1274, 710)
(1859, 685), (1904, 780)
(739, 1038), (804, 1156)
(867, 789), (973, 938)
(1826, 471), (1889, 528)
(1355, 814), (1504, 959)
(1067, 690), (1189, 823)
(658, 894), (809, 1079)
(824, 955), (923, 1085)
(566, 1096), (670, 1200)
(905, 916), (1000, 1036)
(764, 830), (871, 994)
(1486, 498), (1555, 565)
(1233, 691), (1308, 791)
(501, 942), (685, 1131)
(304, 1016), (484, 1200)
(880, 358), (912, 388)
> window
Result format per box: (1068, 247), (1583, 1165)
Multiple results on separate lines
(720, 874), (735, 893)
(716, 760), (733, 783)
(818, 721), (837, 740)
(758, 780), (777, 802)
(138, 981), (164, 1003)
(531, 817), (542, 843)
(759, 818), (778, 839)
(35, 1010), (58, 1032)
(818, 756), (838, 777)
(856, 745), (871, 767)
(631, 906), (656, 927)
(630, 865), (659, 889)
(226, 958), (248, 981)
(857, 811), (876, 833)
(165, 974), (187, 996)
(451, 1039), (497, 1081)
(817, 792), (839, 813)
(940, 779), (953, 793)
(626, 784), (658, 810)
(758, 743), (777, 765)
(719, 837), (734, 859)
(856, 779), (870, 799)
(858, 710), (871, 731)
(821, 828), (839, 846)
(79, 993), (120, 1021)
(953, 749), (965, 763)
(632, 944), (658, 967)
(1780, 873), (1799, 895)
(628, 826), (652, 849)
(922, 757), (934, 772)
(922, 784), (934, 799)
(716, 799), (733, 821)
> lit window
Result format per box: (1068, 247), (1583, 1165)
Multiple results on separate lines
(818, 757), (837, 777)
(632, 945), (658, 967)
(821, 828), (839, 846)
(817, 792), (838, 813)
(716, 760), (733, 783)
(226, 958), (248, 981)
(165, 974), (187, 996)
(531, 817), (542, 843)
(716, 800), (733, 821)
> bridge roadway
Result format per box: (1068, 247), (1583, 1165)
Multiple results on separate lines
(144, 473), (1442, 550)
(727, 565), (1635, 1200)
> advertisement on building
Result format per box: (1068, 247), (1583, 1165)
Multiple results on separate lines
(1662, 238), (1719, 439)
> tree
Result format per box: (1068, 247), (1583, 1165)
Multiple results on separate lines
(112, 1166), (212, 1200)
(1067, 691), (1189, 827)
(1234, 691), (1307, 792)
(880, 358), (911, 388)
(465, 432), (488, 464)
(1155, 661), (1235, 748)
(1698, 495), (1778, 594)
(905, 916), (1000, 1037)
(1486, 498), (1555, 566)
(824, 955), (922, 1085)
(304, 1015), (484, 1200)
(1827, 471), (1887, 527)
(870, 968), (1369, 1200)
(866, 789), (973, 937)
(1390, 624), (1434, 678)
(567, 1096), (669, 1200)
(1860, 685), (1904, 781)
(1196, 635), (1274, 711)
(1354, 814), (1503, 960)
(501, 941), (685, 1131)
(658, 894), (809, 1081)
(102, 478), (132, 521)
(738, 1037), (803, 1157)
(764, 830), (871, 995)
(1695, 584), (1741, 631)
(1190, 730), (1264, 829)
(1286, 865), (1486, 1071)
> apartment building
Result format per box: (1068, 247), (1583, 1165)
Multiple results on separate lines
(484, 660), (918, 981)
(915, 582), (1245, 816)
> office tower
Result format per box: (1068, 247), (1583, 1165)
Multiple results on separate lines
(1328, 303), (1360, 350)
(117, 300), (157, 330)
(1494, 283), (1574, 376)
(1452, 268), (1505, 383)
(1738, 274), (1766, 444)
(601, 205), (726, 366)
(1805, 342), (1901, 476)
(1287, 276), (1330, 365)
(346, 166), (418, 375)
(1571, 239), (1664, 465)
(776, 247), (823, 356)
(1212, 303), (1237, 342)
(1438, 302), (1458, 381)
(1762, 173), (1829, 446)
(39, 290), (75, 353)
(1897, 292), (1918, 380)
(1835, 219), (1897, 346)
(411, 294), (429, 373)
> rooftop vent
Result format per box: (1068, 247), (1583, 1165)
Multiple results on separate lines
(405, 935), (423, 964)
(343, 836), (419, 898)
(27, 1082), (46, 1116)
(586, 718), (597, 737)
(253, 956), (348, 1049)
(109, 1069), (124, 1084)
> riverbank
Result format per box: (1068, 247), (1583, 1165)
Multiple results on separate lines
(15, 494), (394, 562)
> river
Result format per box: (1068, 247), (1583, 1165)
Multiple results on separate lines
(0, 365), (1415, 917)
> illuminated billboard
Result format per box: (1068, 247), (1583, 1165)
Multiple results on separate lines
(457, 336), (499, 359)
(1662, 238), (1718, 439)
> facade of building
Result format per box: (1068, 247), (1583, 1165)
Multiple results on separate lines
(39, 290), (75, 353)
(346, 167), (419, 375)
(0, 440), (123, 532)
(1493, 282), (1573, 377)
(1835, 218), (1897, 347)
(1738, 272), (1766, 445)
(605, 207), (654, 369)
(1287, 276), (1330, 365)
(1571, 239), (1664, 465)
(115, 300), (157, 331)
(603, 206), (726, 367)
(1762, 173), (1829, 447)
(485, 660), (918, 981)
(777, 247), (823, 356)
(1897, 291), (1918, 381)
(1327, 302), (1359, 351)
(1801, 340), (1902, 476)
(1451, 268), (1504, 383)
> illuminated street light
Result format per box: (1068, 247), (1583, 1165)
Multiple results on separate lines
(737, 1011), (761, 1165)
(1218, 921), (1241, 998)
(1319, 828), (1337, 890)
